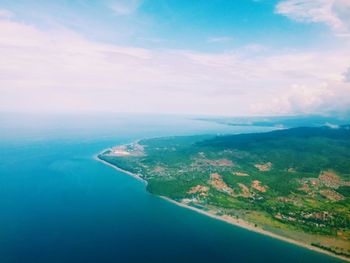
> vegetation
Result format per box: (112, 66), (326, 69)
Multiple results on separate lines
(99, 125), (350, 258)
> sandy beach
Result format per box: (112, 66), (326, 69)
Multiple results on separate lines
(95, 153), (350, 263)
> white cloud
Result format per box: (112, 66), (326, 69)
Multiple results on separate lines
(242, 44), (268, 53)
(109, 0), (142, 16)
(275, 0), (350, 34)
(344, 67), (350, 82)
(250, 82), (350, 115)
(0, 9), (14, 19)
(0, 16), (349, 116)
(207, 36), (233, 43)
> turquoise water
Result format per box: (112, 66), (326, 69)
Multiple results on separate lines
(0, 114), (344, 263)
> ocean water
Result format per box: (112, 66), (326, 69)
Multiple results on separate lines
(0, 114), (344, 263)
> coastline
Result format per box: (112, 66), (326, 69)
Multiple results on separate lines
(162, 197), (350, 262)
(94, 153), (147, 185)
(95, 152), (350, 262)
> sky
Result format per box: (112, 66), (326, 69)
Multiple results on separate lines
(0, 0), (350, 116)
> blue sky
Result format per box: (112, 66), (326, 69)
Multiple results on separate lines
(0, 0), (349, 115)
(0, 0), (333, 50)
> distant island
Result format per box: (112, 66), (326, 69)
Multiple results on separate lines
(195, 115), (350, 129)
(98, 125), (350, 261)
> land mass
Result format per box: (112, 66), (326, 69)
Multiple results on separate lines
(98, 125), (350, 261)
(195, 114), (350, 129)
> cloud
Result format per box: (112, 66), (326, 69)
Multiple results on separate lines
(0, 16), (349, 116)
(241, 44), (268, 53)
(344, 67), (350, 82)
(207, 36), (233, 43)
(109, 0), (142, 16)
(250, 82), (350, 115)
(0, 9), (14, 19)
(332, 0), (350, 32)
(275, 0), (350, 34)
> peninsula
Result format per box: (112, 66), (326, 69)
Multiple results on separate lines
(98, 125), (350, 261)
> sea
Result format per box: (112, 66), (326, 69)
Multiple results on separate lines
(0, 113), (344, 263)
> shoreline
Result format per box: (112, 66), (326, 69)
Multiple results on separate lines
(162, 197), (350, 262)
(94, 153), (147, 185)
(95, 152), (350, 262)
